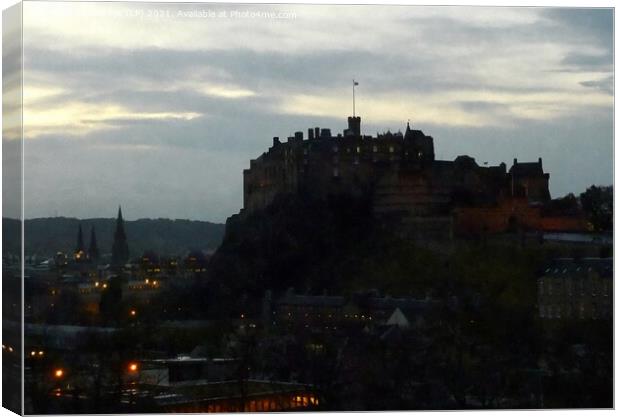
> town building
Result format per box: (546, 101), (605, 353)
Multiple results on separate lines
(537, 258), (612, 320)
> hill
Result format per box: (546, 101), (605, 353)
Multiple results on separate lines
(3, 217), (225, 258)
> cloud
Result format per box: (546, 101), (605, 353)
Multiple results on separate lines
(579, 76), (614, 95)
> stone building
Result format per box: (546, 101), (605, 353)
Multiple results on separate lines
(242, 116), (553, 237)
(537, 258), (612, 320)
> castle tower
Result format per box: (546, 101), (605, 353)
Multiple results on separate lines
(88, 226), (100, 262)
(111, 206), (130, 266)
(346, 116), (361, 137)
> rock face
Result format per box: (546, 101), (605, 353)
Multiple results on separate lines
(207, 192), (376, 316)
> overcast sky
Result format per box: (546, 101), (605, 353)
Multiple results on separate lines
(4, 2), (613, 222)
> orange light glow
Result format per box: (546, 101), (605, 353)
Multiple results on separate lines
(130, 309), (136, 316)
(54, 368), (64, 378)
(128, 362), (139, 372)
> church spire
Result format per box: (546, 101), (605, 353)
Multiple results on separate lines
(88, 226), (99, 262)
(111, 206), (129, 266)
(76, 224), (84, 252)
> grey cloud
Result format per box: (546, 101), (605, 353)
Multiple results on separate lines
(560, 52), (613, 73)
(580, 76), (613, 95)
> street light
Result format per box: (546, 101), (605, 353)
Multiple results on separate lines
(128, 362), (139, 373)
(54, 368), (64, 379)
(130, 309), (137, 317)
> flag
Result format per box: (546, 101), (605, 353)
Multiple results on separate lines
(353, 80), (359, 86)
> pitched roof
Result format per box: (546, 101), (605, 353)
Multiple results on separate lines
(542, 257), (613, 279)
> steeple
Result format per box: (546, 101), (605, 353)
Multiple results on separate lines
(76, 224), (84, 252)
(74, 224), (86, 262)
(111, 206), (129, 266)
(88, 226), (100, 262)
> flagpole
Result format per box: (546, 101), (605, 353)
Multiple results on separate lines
(352, 79), (356, 117)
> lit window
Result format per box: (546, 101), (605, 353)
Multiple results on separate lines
(373, 145), (378, 153)
(356, 146), (361, 153)
(389, 146), (394, 153)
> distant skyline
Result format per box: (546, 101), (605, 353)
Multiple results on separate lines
(3, 2), (613, 222)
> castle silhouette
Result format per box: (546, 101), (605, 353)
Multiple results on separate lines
(241, 115), (585, 237)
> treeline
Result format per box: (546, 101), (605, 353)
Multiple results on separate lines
(545, 185), (613, 231)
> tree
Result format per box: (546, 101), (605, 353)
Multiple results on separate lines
(580, 185), (613, 231)
(99, 275), (124, 325)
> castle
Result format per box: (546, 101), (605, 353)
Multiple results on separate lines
(242, 115), (582, 237)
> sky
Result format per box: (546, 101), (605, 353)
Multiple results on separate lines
(2, 2), (614, 222)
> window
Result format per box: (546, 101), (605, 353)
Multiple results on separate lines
(333, 168), (339, 178)
(373, 145), (378, 153)
(332, 146), (339, 153)
(354, 156), (359, 165)
(389, 146), (394, 153)
(356, 146), (361, 153)
(538, 279), (544, 295)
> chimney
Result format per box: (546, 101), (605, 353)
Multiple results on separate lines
(273, 136), (280, 147)
(320, 128), (331, 138)
(513, 158), (517, 166)
(295, 131), (303, 141)
(314, 127), (320, 139)
(538, 157), (542, 166)
(308, 128), (314, 140)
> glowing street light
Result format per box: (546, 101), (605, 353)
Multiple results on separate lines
(54, 368), (64, 379)
(130, 309), (137, 317)
(128, 362), (139, 373)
